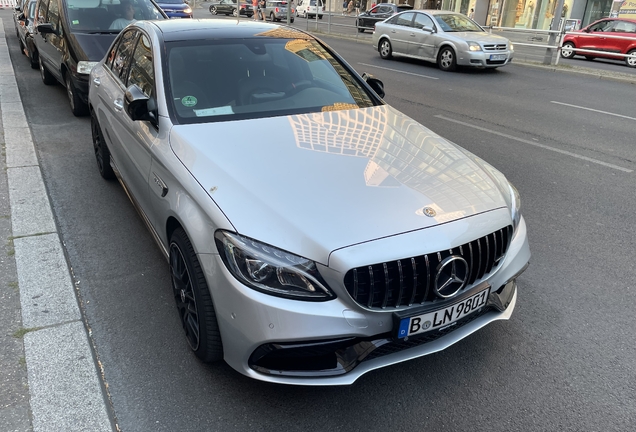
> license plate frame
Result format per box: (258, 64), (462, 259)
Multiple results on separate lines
(394, 284), (491, 340)
(490, 54), (507, 61)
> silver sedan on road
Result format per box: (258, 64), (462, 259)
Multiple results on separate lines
(373, 10), (514, 71)
(88, 19), (529, 385)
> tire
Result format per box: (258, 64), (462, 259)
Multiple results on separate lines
(170, 227), (223, 363)
(232, 8), (238, 17)
(65, 73), (88, 117)
(290, 19), (294, 23)
(39, 56), (56, 85)
(357, 20), (364, 32)
(378, 38), (392, 60)
(437, 46), (457, 72)
(29, 47), (39, 69)
(91, 114), (115, 180)
(626, 49), (636, 68)
(270, 12), (276, 22)
(561, 41), (576, 59)
(209, 5), (217, 14)
(318, 14), (322, 19)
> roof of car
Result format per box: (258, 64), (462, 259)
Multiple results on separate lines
(147, 19), (312, 41)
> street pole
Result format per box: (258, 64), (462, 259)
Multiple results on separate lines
(543, 0), (565, 65)
(287, 0), (291, 24)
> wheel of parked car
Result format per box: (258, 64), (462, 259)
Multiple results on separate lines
(28, 48), (39, 70)
(437, 46), (457, 72)
(38, 56), (56, 85)
(318, 14), (322, 19)
(270, 12), (276, 22)
(357, 20), (364, 32)
(626, 49), (636, 68)
(378, 38), (392, 60)
(209, 5), (217, 14)
(91, 114), (115, 180)
(232, 8), (238, 17)
(65, 74), (88, 117)
(170, 227), (223, 363)
(560, 42), (576, 59)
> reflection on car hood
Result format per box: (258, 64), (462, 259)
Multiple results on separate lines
(71, 33), (118, 61)
(450, 31), (510, 44)
(169, 105), (508, 263)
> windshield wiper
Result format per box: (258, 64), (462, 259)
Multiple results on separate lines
(84, 30), (120, 35)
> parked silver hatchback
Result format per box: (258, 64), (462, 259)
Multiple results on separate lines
(88, 19), (529, 385)
(263, 0), (294, 22)
(372, 10), (514, 71)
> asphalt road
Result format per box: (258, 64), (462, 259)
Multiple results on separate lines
(5, 14), (636, 432)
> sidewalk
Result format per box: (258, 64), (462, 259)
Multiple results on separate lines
(0, 15), (113, 432)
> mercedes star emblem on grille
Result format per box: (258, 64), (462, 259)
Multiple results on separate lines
(434, 256), (469, 298)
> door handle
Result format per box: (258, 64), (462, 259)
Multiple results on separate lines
(410, 33), (415, 37)
(113, 99), (123, 111)
(152, 172), (169, 197)
(93, 77), (100, 87)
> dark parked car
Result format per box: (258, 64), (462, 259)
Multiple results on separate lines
(33, 0), (167, 116)
(156, 0), (192, 18)
(209, 0), (253, 17)
(561, 18), (636, 68)
(356, 2), (413, 33)
(14, 0), (39, 68)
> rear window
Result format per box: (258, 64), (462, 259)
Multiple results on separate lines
(65, 0), (164, 32)
(165, 38), (379, 124)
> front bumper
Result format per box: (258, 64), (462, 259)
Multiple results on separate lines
(199, 213), (530, 385)
(458, 50), (514, 68)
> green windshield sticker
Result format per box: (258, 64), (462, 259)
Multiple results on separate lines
(72, 20), (79, 25)
(181, 96), (198, 107)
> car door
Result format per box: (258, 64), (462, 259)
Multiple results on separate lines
(579, 19), (614, 53)
(409, 12), (436, 60)
(388, 12), (415, 55)
(95, 29), (158, 215)
(35, 0), (63, 81)
(608, 20), (636, 54)
(364, 5), (392, 27)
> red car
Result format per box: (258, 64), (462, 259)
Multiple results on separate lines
(561, 18), (636, 68)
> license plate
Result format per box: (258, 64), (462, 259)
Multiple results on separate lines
(490, 54), (507, 61)
(396, 287), (490, 339)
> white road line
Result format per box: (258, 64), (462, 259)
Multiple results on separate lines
(550, 101), (636, 121)
(358, 62), (439, 80)
(434, 115), (633, 173)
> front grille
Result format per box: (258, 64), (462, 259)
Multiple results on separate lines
(486, 59), (507, 65)
(483, 44), (507, 51)
(343, 226), (513, 309)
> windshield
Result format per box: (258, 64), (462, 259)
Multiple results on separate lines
(434, 13), (482, 32)
(165, 38), (378, 124)
(65, 0), (164, 33)
(157, 0), (184, 4)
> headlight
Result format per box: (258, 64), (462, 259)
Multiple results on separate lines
(468, 42), (482, 52)
(183, 7), (192, 13)
(215, 231), (336, 301)
(509, 183), (521, 231)
(77, 61), (98, 75)
(509, 43), (514, 51)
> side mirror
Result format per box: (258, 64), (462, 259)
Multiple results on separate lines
(37, 23), (56, 34)
(15, 6), (21, 11)
(124, 84), (157, 126)
(362, 73), (385, 99)
(421, 26), (435, 33)
(18, 12), (25, 20)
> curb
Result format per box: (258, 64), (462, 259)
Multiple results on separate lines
(0, 17), (113, 432)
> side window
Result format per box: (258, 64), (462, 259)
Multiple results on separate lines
(613, 21), (636, 33)
(414, 13), (435, 30)
(47, 0), (59, 32)
(127, 34), (154, 97)
(36, 0), (49, 24)
(589, 20), (613, 32)
(112, 30), (139, 83)
(379, 6), (392, 14)
(106, 40), (121, 70)
(395, 12), (414, 27)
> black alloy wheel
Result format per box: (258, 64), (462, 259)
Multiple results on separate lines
(560, 41), (576, 59)
(170, 228), (223, 363)
(65, 74), (88, 117)
(379, 38), (392, 60)
(91, 114), (115, 180)
(437, 46), (457, 72)
(38, 55), (56, 85)
(209, 5), (217, 14)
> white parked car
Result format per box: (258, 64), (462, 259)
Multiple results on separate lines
(373, 10), (514, 71)
(295, 0), (323, 19)
(88, 19), (530, 385)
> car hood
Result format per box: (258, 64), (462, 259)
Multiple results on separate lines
(169, 105), (509, 264)
(71, 32), (118, 61)
(449, 31), (510, 44)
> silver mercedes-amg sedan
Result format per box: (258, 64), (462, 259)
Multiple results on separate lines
(88, 19), (530, 385)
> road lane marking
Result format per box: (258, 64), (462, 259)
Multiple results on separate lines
(434, 115), (633, 173)
(358, 62), (439, 80)
(551, 101), (636, 121)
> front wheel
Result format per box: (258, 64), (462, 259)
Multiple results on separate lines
(270, 12), (276, 22)
(626, 49), (636, 68)
(318, 14), (323, 19)
(91, 114), (115, 180)
(357, 20), (364, 32)
(379, 39), (392, 60)
(65, 74), (88, 117)
(29, 47), (39, 69)
(209, 5), (217, 14)
(170, 228), (223, 363)
(39, 56), (56, 85)
(232, 8), (238, 17)
(561, 41), (576, 59)
(437, 46), (457, 72)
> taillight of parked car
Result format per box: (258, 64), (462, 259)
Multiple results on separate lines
(275, 7), (279, 12)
